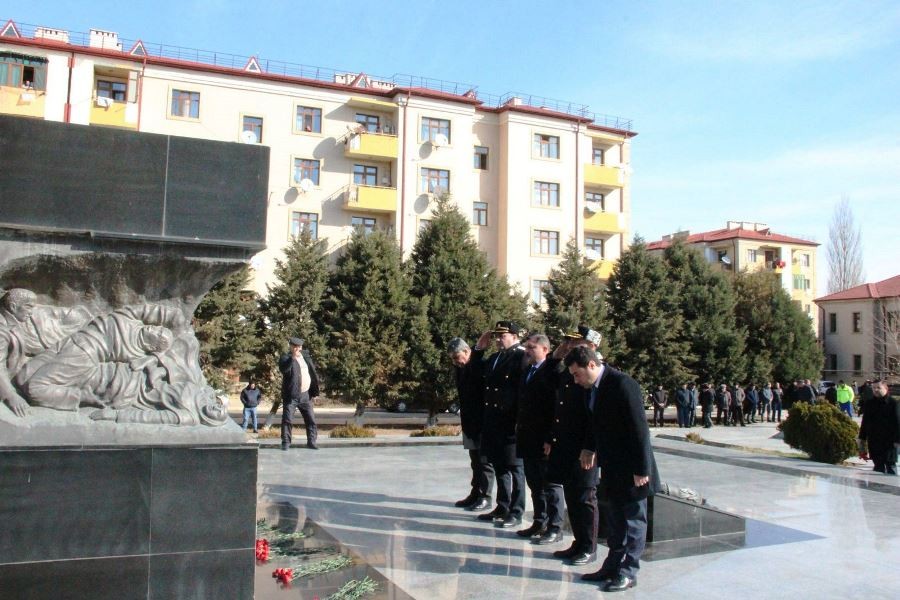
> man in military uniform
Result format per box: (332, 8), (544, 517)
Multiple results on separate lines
(475, 321), (527, 528)
(546, 326), (602, 567)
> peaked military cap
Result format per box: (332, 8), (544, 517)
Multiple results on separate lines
(491, 320), (520, 335)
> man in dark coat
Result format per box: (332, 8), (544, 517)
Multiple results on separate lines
(568, 346), (661, 593)
(279, 337), (321, 450)
(688, 382), (699, 427)
(675, 383), (690, 428)
(546, 327), (601, 567)
(746, 385), (759, 423)
(858, 379), (900, 474)
(476, 321), (527, 528)
(514, 333), (564, 542)
(795, 379), (816, 404)
(730, 383), (746, 426)
(715, 384), (730, 425)
(699, 383), (714, 428)
(448, 336), (494, 511)
(651, 385), (667, 427)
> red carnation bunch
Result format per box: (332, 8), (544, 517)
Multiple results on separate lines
(272, 567), (294, 585)
(255, 539), (270, 561)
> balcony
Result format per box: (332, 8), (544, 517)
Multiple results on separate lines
(344, 184), (397, 214)
(583, 210), (623, 233)
(89, 98), (137, 129)
(0, 86), (45, 119)
(344, 132), (398, 161)
(584, 163), (623, 188)
(589, 259), (616, 279)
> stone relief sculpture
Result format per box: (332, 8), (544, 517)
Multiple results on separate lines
(0, 288), (228, 427)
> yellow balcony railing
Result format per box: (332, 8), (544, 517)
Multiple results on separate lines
(583, 211), (623, 233)
(589, 259), (616, 279)
(344, 185), (397, 213)
(0, 86), (46, 119)
(584, 163), (624, 188)
(344, 132), (398, 161)
(89, 99), (137, 129)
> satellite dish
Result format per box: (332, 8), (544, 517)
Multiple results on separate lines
(431, 133), (449, 147)
(298, 178), (314, 193)
(240, 130), (258, 143)
(721, 255), (732, 265)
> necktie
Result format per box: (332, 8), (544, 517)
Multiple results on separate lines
(526, 365), (537, 383)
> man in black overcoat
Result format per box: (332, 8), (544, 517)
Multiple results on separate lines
(567, 346), (661, 593)
(476, 321), (527, 528)
(279, 337), (321, 450)
(858, 379), (900, 474)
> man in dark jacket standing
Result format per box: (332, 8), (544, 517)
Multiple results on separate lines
(476, 321), (527, 528)
(651, 385), (667, 427)
(568, 346), (661, 593)
(699, 383), (714, 428)
(746, 385), (759, 424)
(858, 379), (900, 474)
(448, 336), (494, 511)
(675, 384), (690, 428)
(240, 380), (261, 432)
(279, 337), (321, 450)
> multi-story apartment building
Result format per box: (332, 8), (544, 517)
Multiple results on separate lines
(646, 221), (820, 331)
(815, 275), (900, 381)
(0, 20), (635, 302)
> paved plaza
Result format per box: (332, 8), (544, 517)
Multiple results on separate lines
(256, 425), (900, 599)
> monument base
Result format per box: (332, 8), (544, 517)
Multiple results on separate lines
(0, 443), (257, 600)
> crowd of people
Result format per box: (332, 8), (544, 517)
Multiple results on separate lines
(449, 322), (659, 593)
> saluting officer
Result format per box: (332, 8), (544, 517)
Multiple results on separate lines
(476, 321), (527, 529)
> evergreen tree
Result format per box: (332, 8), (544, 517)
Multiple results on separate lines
(323, 228), (432, 410)
(254, 230), (330, 402)
(408, 195), (529, 414)
(193, 266), (261, 390)
(662, 241), (747, 385)
(733, 270), (823, 384)
(605, 237), (692, 390)
(541, 239), (607, 348)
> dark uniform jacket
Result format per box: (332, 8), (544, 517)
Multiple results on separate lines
(547, 368), (599, 487)
(481, 345), (526, 461)
(279, 350), (320, 402)
(585, 366), (661, 502)
(859, 393), (900, 457)
(675, 388), (690, 408)
(455, 348), (485, 441)
(515, 358), (560, 460)
(699, 388), (715, 412)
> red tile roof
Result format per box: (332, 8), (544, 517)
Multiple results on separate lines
(815, 275), (900, 302)
(646, 227), (818, 250)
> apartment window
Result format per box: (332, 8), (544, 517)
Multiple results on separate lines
(829, 313), (837, 333)
(852, 312), (861, 333)
(171, 89), (200, 119)
(717, 250), (728, 263)
(0, 54), (48, 90)
(472, 202), (487, 226)
(531, 280), (550, 307)
(355, 113), (379, 133)
(585, 191), (605, 211)
(353, 164), (378, 186)
(296, 106), (322, 133)
(533, 134), (560, 159)
(242, 116), (263, 143)
(805, 304), (811, 315)
(351, 216), (376, 235)
(585, 237), (604, 259)
(474, 146), (489, 170)
(853, 354), (862, 374)
(97, 79), (127, 102)
(747, 249), (758, 263)
(793, 275), (810, 291)
(533, 230), (560, 255)
(290, 212), (318, 239)
(592, 147), (604, 165)
(420, 168), (450, 195)
(800, 253), (811, 267)
(293, 158), (320, 186)
(533, 181), (560, 207)
(828, 354), (838, 371)
(421, 117), (450, 143)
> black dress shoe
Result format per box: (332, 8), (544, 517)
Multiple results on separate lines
(516, 523), (544, 538)
(466, 497), (491, 511)
(497, 515), (522, 528)
(567, 551), (595, 565)
(307, 443), (319, 450)
(534, 530), (563, 545)
(553, 544), (578, 559)
(581, 569), (613, 582)
(476, 509), (505, 521)
(454, 493), (478, 508)
(604, 575), (636, 592)
(281, 445), (290, 451)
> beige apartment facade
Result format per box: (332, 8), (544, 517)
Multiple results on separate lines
(647, 221), (820, 332)
(0, 20), (634, 301)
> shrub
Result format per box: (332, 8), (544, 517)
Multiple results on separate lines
(329, 423), (376, 438)
(410, 425), (461, 437)
(778, 402), (858, 464)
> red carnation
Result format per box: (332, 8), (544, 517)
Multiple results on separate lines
(255, 539), (270, 561)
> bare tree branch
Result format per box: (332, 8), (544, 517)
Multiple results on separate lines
(826, 196), (865, 294)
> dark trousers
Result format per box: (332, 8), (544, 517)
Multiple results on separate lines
(715, 404), (726, 424)
(469, 449), (495, 498)
(771, 401), (782, 421)
(598, 496), (648, 580)
(747, 402), (758, 422)
(523, 457), (563, 530)
(492, 459), (526, 518)
(702, 409), (712, 428)
(872, 446), (898, 474)
(564, 483), (598, 553)
(281, 393), (317, 447)
(652, 406), (665, 426)
(729, 404), (745, 426)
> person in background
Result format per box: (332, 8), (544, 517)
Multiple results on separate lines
(240, 380), (261, 433)
(699, 383), (714, 428)
(858, 379), (899, 475)
(651, 385), (667, 427)
(835, 380), (855, 418)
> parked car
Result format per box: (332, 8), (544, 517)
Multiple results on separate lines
(817, 380), (836, 396)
